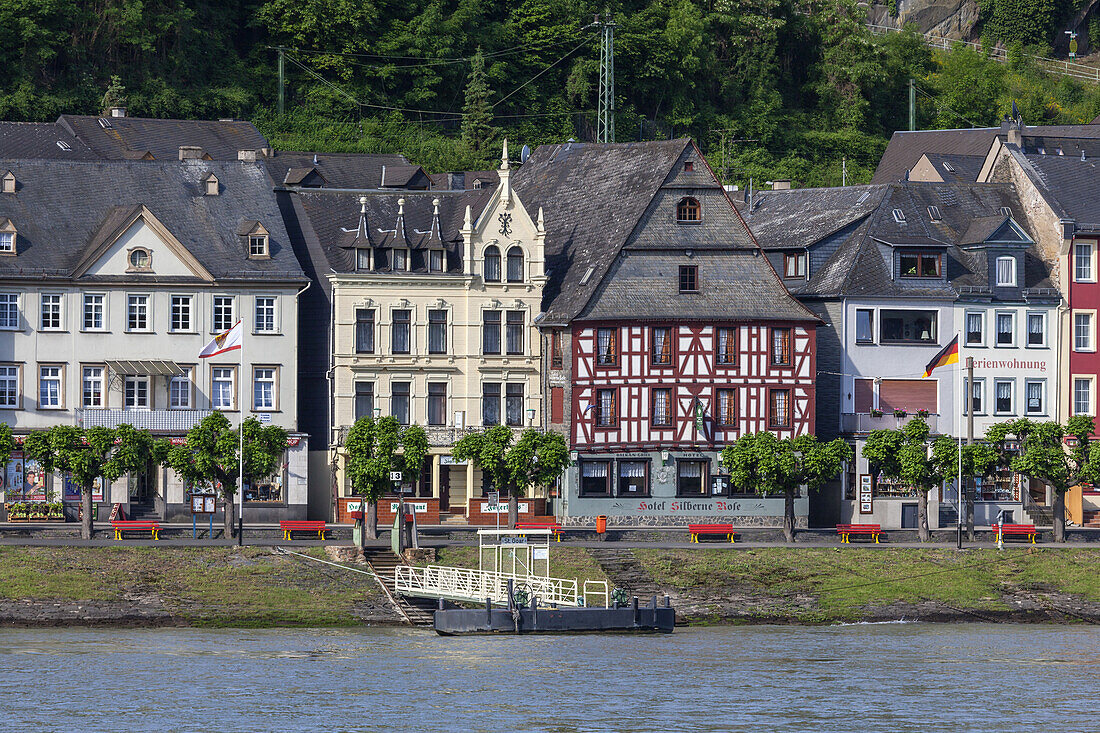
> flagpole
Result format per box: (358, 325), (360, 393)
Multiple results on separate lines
(238, 319), (245, 547)
(957, 335), (963, 550)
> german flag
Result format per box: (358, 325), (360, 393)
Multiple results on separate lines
(922, 335), (959, 378)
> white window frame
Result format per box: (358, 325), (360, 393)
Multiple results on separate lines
(211, 366), (236, 411)
(964, 311), (985, 347)
(995, 256), (1016, 287)
(964, 377), (986, 416)
(82, 293), (106, 332)
(169, 367), (193, 410)
(994, 311), (1015, 348)
(212, 295), (235, 333)
(854, 308), (874, 345)
(248, 235), (269, 258)
(123, 375), (150, 410)
(81, 365), (105, 408)
(0, 231), (14, 254)
(126, 294), (151, 332)
(38, 364), (63, 409)
(252, 366), (277, 411)
(0, 293), (19, 330)
(39, 293), (63, 331)
(253, 296), (277, 333)
(1073, 376), (1095, 416)
(1074, 241), (1096, 283)
(1074, 310), (1096, 352)
(1025, 311), (1046, 348)
(1024, 379), (1045, 416)
(0, 364), (20, 408)
(170, 295), (194, 333)
(993, 378), (1015, 416)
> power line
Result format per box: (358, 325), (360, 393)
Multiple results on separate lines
(494, 38), (592, 108)
(267, 35), (588, 67)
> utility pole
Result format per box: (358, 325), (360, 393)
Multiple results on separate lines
(596, 10), (616, 143)
(908, 78), (916, 132)
(842, 156), (847, 187)
(277, 46), (286, 115)
(965, 356), (975, 542)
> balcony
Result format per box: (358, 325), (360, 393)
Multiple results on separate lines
(841, 412), (939, 434)
(80, 409), (213, 433)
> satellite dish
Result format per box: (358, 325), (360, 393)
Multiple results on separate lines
(520, 144), (531, 163)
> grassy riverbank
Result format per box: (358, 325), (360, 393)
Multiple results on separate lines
(2, 546), (1100, 627)
(0, 546), (390, 627)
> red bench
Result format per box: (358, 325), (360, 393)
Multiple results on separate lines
(992, 523), (1038, 544)
(516, 521), (563, 541)
(112, 520), (160, 540)
(280, 520), (327, 540)
(837, 524), (883, 543)
(688, 523), (736, 543)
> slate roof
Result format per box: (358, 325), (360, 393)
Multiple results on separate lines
(512, 138), (815, 324)
(266, 151), (412, 190)
(737, 184), (888, 250)
(55, 115), (268, 161)
(872, 128), (999, 184)
(292, 187), (495, 273)
(0, 158), (304, 281)
(0, 122), (98, 159)
(1009, 151), (1100, 229)
(921, 153), (985, 182)
(746, 180), (1055, 301)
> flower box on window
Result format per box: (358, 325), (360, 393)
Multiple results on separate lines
(869, 409), (884, 418)
(916, 409), (930, 418)
(892, 409), (907, 418)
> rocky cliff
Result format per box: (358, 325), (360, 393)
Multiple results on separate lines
(866, 0), (980, 40)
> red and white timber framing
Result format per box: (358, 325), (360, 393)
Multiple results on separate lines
(571, 322), (816, 450)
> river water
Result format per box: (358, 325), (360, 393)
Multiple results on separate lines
(0, 624), (1097, 732)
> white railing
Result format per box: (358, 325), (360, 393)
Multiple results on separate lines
(395, 564), (604, 608)
(867, 24), (1100, 84)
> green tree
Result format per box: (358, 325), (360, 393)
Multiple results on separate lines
(0, 423), (13, 469)
(23, 424), (164, 539)
(722, 432), (851, 543)
(931, 439), (999, 541)
(988, 417), (1094, 542)
(344, 416), (428, 543)
(453, 426), (570, 528)
(863, 419), (952, 542)
(462, 46), (497, 157)
(164, 413), (288, 540)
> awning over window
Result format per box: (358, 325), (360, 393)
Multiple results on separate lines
(105, 360), (184, 376)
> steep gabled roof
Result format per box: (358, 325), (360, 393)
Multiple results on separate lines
(0, 122), (98, 159)
(737, 184), (888, 249)
(872, 128), (1000, 184)
(1011, 151), (1100, 229)
(266, 151), (411, 190)
(0, 158), (303, 281)
(56, 115), (268, 161)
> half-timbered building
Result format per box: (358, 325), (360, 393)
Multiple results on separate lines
(513, 139), (819, 526)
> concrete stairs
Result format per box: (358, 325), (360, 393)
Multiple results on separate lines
(363, 549), (436, 627)
(588, 548), (665, 599)
(1025, 504), (1054, 526)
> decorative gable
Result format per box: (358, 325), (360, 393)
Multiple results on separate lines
(238, 220), (270, 258)
(203, 172), (219, 196)
(74, 204), (214, 280)
(1, 171), (14, 194)
(0, 217), (16, 255)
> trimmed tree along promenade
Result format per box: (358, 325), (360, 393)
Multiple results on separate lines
(2, 546), (1100, 626)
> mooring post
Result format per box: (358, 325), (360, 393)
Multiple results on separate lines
(507, 578), (514, 610)
(531, 595), (538, 630)
(486, 596), (492, 625)
(665, 595), (671, 608)
(632, 596), (640, 626)
(438, 597), (444, 611)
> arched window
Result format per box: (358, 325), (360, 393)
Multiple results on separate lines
(676, 197), (701, 223)
(484, 245), (501, 282)
(506, 246), (523, 282)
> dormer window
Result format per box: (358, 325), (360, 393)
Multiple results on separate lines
(127, 248), (152, 272)
(249, 234), (269, 258)
(0, 220), (15, 255)
(204, 173), (219, 196)
(783, 252), (806, 278)
(357, 249), (371, 271)
(996, 256), (1016, 286)
(392, 248), (408, 272)
(684, 161), (694, 172)
(1, 171), (14, 194)
(927, 205), (942, 221)
(892, 209), (906, 224)
(429, 249), (445, 273)
(676, 197), (701, 223)
(899, 251), (940, 278)
(473, 179), (484, 189)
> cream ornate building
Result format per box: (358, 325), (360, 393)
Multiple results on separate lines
(292, 144), (547, 520)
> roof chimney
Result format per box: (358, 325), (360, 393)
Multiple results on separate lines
(178, 145), (205, 161)
(109, 106), (126, 118)
(237, 149), (258, 162)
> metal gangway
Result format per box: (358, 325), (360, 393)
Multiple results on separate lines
(393, 528), (609, 608)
